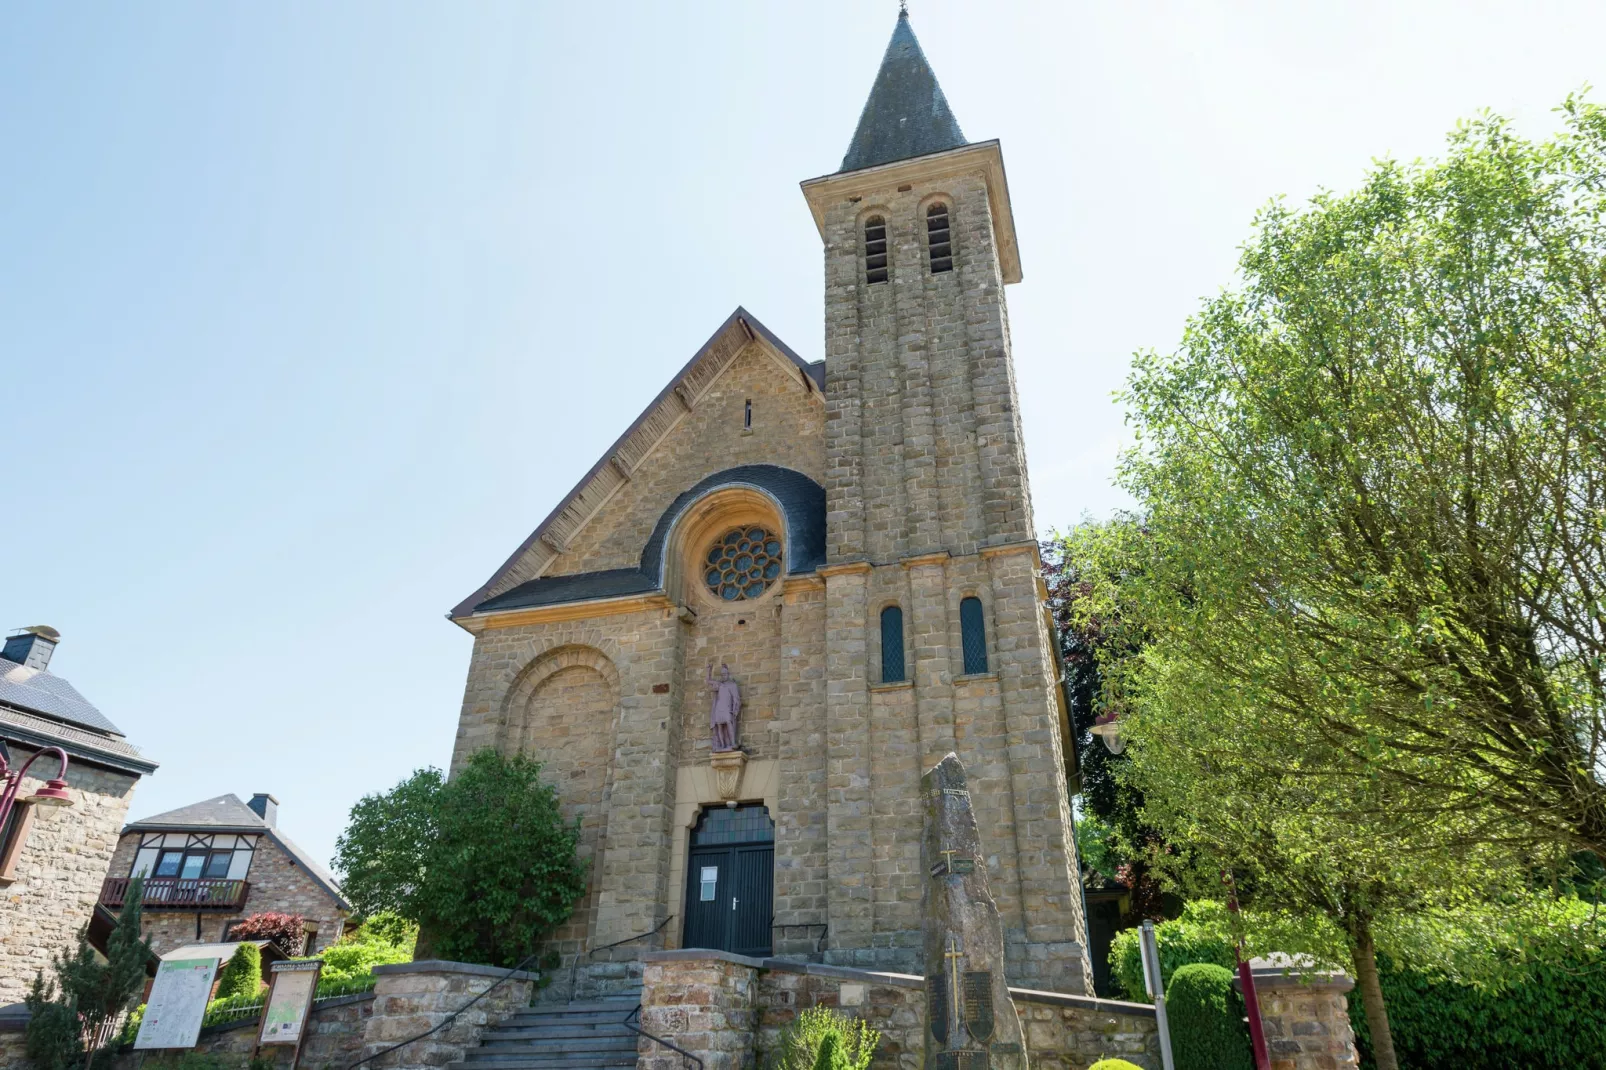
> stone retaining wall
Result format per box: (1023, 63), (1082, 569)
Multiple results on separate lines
(1243, 962), (1360, 1070)
(357, 960), (536, 1070)
(640, 948), (1159, 1070)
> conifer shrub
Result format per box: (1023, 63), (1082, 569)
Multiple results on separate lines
(214, 942), (262, 1000)
(1166, 963), (1252, 1070)
(811, 1033), (842, 1070)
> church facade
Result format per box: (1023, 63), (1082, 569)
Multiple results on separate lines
(448, 13), (1090, 996)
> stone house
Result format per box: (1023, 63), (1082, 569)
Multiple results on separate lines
(448, 12), (1091, 995)
(0, 626), (158, 1005)
(103, 792), (351, 957)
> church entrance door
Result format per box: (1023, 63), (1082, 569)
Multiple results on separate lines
(682, 804), (773, 957)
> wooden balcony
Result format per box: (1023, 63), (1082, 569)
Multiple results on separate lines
(100, 876), (250, 912)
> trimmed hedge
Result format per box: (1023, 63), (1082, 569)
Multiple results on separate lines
(1110, 902), (1238, 1000)
(1166, 963), (1252, 1070)
(1354, 950), (1606, 1070)
(1087, 1061), (1144, 1070)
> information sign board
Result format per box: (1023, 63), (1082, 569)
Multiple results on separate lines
(134, 957), (219, 1050)
(258, 960), (322, 1048)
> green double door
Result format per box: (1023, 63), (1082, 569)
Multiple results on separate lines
(681, 804), (773, 957)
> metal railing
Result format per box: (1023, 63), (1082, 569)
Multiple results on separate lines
(100, 876), (249, 912)
(567, 914), (675, 1002)
(624, 1003), (703, 1070)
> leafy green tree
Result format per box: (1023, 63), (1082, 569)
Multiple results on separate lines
(1115, 97), (1606, 866)
(213, 942), (261, 1000)
(26, 876), (153, 1070)
(333, 748), (588, 967)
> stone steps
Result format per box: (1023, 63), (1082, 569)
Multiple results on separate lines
(452, 990), (645, 1070)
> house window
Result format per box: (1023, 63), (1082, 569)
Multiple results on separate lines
(0, 802), (36, 882)
(704, 527), (783, 602)
(864, 216), (889, 284)
(153, 848), (236, 880)
(880, 606), (906, 683)
(960, 596), (988, 675)
(927, 203), (953, 273)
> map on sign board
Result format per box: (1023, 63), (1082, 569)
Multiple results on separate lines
(259, 964), (320, 1045)
(134, 958), (218, 1049)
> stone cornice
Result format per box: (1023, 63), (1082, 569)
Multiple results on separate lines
(817, 560), (874, 578)
(799, 140), (1021, 285)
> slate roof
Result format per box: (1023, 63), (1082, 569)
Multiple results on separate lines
(840, 11), (968, 173)
(0, 657), (123, 736)
(475, 465), (829, 615)
(124, 793), (350, 911)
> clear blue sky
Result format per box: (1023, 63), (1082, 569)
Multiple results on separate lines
(4, 1), (1603, 868)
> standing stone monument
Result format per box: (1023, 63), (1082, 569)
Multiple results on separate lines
(923, 753), (1029, 1070)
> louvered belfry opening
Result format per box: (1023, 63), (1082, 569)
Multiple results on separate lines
(926, 202), (953, 273)
(864, 216), (889, 284)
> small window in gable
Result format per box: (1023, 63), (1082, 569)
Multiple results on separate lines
(864, 216), (889, 284)
(880, 606), (906, 684)
(960, 596), (988, 675)
(927, 203), (953, 274)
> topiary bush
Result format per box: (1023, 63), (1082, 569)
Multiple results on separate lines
(214, 942), (262, 1000)
(1109, 901), (1238, 1000)
(769, 1006), (879, 1070)
(1166, 963), (1252, 1070)
(1087, 1060), (1145, 1070)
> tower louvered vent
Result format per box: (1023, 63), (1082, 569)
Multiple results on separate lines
(927, 203), (952, 273)
(865, 216), (889, 284)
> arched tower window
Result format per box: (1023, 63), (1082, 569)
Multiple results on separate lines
(880, 605), (906, 684)
(959, 596), (988, 675)
(926, 203), (953, 274)
(864, 216), (889, 284)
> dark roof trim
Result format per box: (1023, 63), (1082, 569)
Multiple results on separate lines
(639, 465), (827, 585)
(450, 307), (817, 620)
(469, 467), (827, 616)
(475, 568), (658, 614)
(0, 717), (157, 778)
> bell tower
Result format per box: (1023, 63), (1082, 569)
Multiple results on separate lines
(800, 12), (1091, 994)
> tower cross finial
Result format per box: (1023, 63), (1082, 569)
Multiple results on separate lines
(899, 0), (908, 16)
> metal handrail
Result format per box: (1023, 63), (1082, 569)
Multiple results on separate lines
(567, 914), (675, 1002)
(624, 1003), (703, 1070)
(344, 951), (541, 1070)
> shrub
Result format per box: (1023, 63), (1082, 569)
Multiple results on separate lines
(214, 942), (262, 1000)
(229, 912), (307, 955)
(1109, 901), (1238, 1000)
(333, 749), (589, 967)
(307, 913), (415, 988)
(769, 1006), (879, 1070)
(811, 1033), (842, 1070)
(1166, 963), (1252, 1070)
(1353, 946), (1606, 1069)
(1088, 1061), (1144, 1070)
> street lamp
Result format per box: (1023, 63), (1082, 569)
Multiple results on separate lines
(0, 744), (75, 828)
(1090, 710), (1126, 754)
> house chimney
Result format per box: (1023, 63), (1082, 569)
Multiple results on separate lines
(2, 626), (61, 672)
(247, 793), (279, 827)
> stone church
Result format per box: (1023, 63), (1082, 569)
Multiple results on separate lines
(448, 12), (1090, 996)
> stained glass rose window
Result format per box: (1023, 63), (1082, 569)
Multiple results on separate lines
(704, 527), (783, 601)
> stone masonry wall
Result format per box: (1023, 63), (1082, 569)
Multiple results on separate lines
(104, 830), (349, 956)
(548, 342), (826, 579)
(1248, 968), (1361, 1070)
(359, 961), (535, 1070)
(0, 749), (139, 1005)
(641, 949), (1157, 1070)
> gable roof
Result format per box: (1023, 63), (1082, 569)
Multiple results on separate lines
(0, 658), (123, 736)
(124, 793), (349, 911)
(451, 307), (822, 619)
(840, 11), (968, 173)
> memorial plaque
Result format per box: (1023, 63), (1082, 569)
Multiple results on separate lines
(928, 973), (950, 1044)
(964, 971), (995, 1042)
(934, 1052), (990, 1070)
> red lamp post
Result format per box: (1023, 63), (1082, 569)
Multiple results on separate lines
(0, 744), (75, 828)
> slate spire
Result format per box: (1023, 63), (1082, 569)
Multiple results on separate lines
(839, 10), (967, 173)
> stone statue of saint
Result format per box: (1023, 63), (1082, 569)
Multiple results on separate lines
(706, 662), (741, 752)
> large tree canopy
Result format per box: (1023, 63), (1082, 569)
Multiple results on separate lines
(1117, 99), (1606, 863)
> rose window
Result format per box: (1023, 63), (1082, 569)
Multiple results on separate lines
(704, 527), (782, 601)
